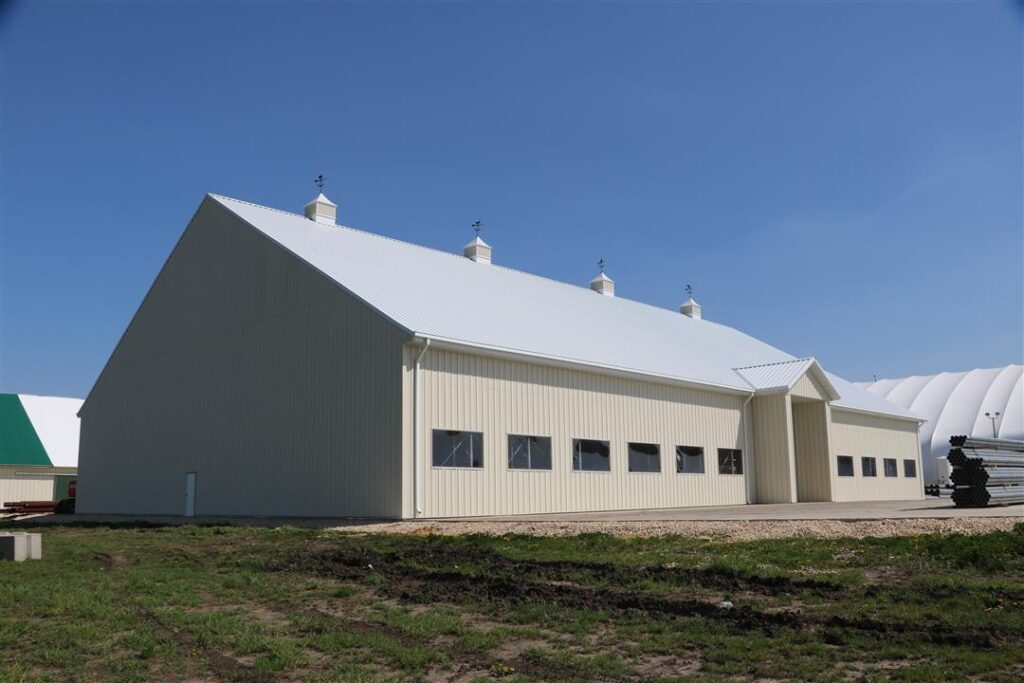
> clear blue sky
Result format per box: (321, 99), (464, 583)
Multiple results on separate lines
(2, 1), (1021, 399)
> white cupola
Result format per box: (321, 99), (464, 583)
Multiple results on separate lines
(304, 192), (337, 225)
(679, 285), (702, 319)
(590, 259), (615, 296)
(464, 236), (492, 264)
(679, 297), (702, 319)
(463, 220), (491, 263)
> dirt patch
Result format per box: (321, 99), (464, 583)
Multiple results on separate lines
(632, 653), (702, 677)
(275, 545), (1003, 650)
(138, 608), (262, 682)
(280, 543), (845, 598)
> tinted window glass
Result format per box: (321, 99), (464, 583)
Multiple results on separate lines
(837, 455), (854, 477)
(432, 430), (483, 468)
(628, 443), (661, 473)
(904, 459), (917, 478)
(676, 446), (705, 474)
(572, 439), (610, 472)
(508, 435), (552, 470)
(862, 457), (877, 477)
(884, 458), (898, 477)
(717, 449), (743, 475)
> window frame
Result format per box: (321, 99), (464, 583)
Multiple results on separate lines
(717, 448), (744, 475)
(836, 455), (855, 477)
(903, 459), (917, 478)
(675, 445), (706, 475)
(571, 438), (612, 473)
(507, 434), (553, 471)
(431, 429), (485, 469)
(627, 442), (662, 474)
(861, 456), (877, 477)
(883, 458), (898, 477)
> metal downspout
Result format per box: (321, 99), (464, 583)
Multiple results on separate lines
(413, 339), (431, 518)
(742, 393), (755, 504)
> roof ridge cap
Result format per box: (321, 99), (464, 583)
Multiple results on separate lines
(734, 357), (812, 371)
(211, 194), (745, 326)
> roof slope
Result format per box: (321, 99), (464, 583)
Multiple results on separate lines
(0, 394), (51, 466)
(211, 195), (917, 420)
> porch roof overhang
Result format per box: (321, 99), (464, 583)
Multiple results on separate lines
(733, 358), (841, 402)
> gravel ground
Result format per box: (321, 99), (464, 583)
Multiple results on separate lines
(337, 516), (1022, 540)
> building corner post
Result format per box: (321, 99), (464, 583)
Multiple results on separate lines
(412, 338), (432, 518)
(741, 393), (755, 504)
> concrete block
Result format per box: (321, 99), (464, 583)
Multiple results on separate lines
(0, 533), (29, 562)
(26, 533), (42, 560)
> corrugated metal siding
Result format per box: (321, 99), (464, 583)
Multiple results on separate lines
(0, 466), (76, 503)
(829, 409), (923, 501)
(77, 200), (407, 518)
(412, 348), (749, 518)
(752, 394), (795, 503)
(791, 374), (829, 401)
(792, 401), (832, 502)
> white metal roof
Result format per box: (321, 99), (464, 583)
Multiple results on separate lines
(18, 394), (83, 467)
(211, 194), (919, 421)
(857, 365), (1024, 483)
(733, 358), (842, 401)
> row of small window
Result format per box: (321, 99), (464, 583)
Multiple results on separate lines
(432, 430), (743, 475)
(837, 455), (917, 478)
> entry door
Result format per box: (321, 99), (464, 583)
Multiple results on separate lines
(184, 472), (196, 517)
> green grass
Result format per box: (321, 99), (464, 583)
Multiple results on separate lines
(0, 522), (1021, 682)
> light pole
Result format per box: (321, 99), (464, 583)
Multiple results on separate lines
(984, 411), (1001, 438)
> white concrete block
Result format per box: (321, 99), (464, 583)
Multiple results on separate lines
(27, 533), (42, 560)
(0, 533), (29, 562)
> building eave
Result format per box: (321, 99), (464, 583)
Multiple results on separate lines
(411, 333), (756, 397)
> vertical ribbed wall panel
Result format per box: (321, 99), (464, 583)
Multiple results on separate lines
(0, 466), (75, 503)
(77, 200), (408, 517)
(792, 401), (831, 502)
(416, 348), (748, 518)
(791, 374), (829, 401)
(752, 394), (795, 503)
(829, 409), (923, 501)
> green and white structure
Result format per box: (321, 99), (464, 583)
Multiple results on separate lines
(0, 394), (81, 503)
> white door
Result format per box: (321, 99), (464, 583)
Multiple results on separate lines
(184, 472), (196, 517)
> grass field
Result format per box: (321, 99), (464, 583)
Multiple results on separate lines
(1, 522), (1023, 682)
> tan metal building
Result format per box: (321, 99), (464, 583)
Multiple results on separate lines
(77, 193), (924, 518)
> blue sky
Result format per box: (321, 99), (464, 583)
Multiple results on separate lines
(2, 1), (1021, 398)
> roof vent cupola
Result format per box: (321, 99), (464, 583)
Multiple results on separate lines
(304, 174), (337, 225)
(590, 259), (615, 297)
(679, 284), (702, 319)
(463, 220), (492, 263)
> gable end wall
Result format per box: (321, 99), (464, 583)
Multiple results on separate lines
(77, 199), (408, 517)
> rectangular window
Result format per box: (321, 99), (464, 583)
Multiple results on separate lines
(676, 446), (705, 474)
(628, 442), (661, 473)
(432, 430), (483, 468)
(572, 439), (610, 472)
(837, 455), (854, 477)
(508, 435), (552, 470)
(861, 457), (877, 477)
(884, 458), (898, 477)
(717, 448), (743, 475)
(904, 459), (917, 478)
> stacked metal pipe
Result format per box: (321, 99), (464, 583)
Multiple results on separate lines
(947, 436), (1024, 507)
